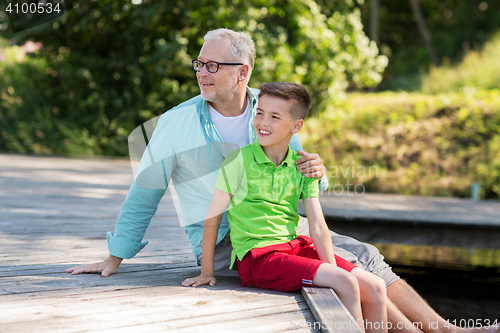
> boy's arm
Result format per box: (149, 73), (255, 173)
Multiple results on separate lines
(302, 197), (337, 266)
(181, 189), (232, 287)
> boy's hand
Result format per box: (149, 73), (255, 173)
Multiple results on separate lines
(181, 274), (217, 287)
(65, 255), (123, 277)
(296, 150), (325, 179)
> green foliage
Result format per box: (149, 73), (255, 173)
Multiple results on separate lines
(0, 44), (63, 154)
(374, 243), (500, 269)
(0, 0), (386, 156)
(302, 91), (500, 199)
(357, 0), (500, 89)
(421, 32), (500, 94)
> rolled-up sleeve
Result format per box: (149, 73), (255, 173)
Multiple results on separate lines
(107, 114), (175, 258)
(289, 133), (329, 193)
(107, 232), (149, 259)
(318, 173), (329, 193)
(107, 181), (167, 258)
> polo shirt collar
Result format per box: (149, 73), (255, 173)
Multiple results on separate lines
(247, 86), (259, 109)
(247, 87), (258, 144)
(250, 140), (295, 167)
(282, 146), (295, 166)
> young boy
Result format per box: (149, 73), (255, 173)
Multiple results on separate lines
(182, 82), (387, 332)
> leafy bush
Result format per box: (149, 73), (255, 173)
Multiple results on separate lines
(421, 32), (500, 94)
(0, 0), (386, 156)
(356, 0), (500, 84)
(302, 90), (500, 199)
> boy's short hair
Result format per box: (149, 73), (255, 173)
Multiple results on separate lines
(257, 82), (312, 120)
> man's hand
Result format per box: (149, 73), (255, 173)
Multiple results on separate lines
(296, 150), (325, 179)
(65, 255), (123, 277)
(181, 274), (217, 287)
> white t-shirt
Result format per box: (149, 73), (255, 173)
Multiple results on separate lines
(209, 97), (251, 148)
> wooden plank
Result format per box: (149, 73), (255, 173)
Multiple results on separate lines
(301, 287), (362, 333)
(0, 276), (264, 305)
(309, 193), (500, 227)
(0, 265), (204, 295)
(1, 304), (318, 333)
(1, 279), (319, 332)
(296, 193), (500, 249)
(0, 154), (362, 332)
(0, 261), (195, 277)
(2, 283), (296, 323)
(324, 218), (500, 249)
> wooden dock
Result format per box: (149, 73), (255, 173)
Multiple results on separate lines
(309, 191), (500, 249)
(0, 153), (321, 333)
(2, 153), (499, 332)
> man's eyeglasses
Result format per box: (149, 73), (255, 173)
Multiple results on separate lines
(192, 60), (243, 73)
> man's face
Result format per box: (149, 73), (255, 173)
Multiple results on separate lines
(196, 39), (241, 104)
(254, 94), (302, 147)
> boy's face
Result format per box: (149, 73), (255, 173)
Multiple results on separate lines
(254, 94), (303, 147)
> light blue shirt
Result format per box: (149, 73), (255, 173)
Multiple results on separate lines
(107, 87), (329, 261)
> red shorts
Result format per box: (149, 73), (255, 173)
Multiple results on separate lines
(235, 235), (357, 292)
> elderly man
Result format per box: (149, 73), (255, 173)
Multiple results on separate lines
(66, 29), (497, 333)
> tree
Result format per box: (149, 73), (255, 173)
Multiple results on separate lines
(0, 0), (386, 155)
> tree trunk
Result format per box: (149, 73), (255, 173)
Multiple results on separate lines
(370, 0), (380, 46)
(408, 0), (440, 66)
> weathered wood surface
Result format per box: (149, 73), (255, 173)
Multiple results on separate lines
(301, 287), (362, 333)
(4, 152), (498, 332)
(0, 153), (320, 333)
(298, 186), (500, 249)
(314, 192), (500, 227)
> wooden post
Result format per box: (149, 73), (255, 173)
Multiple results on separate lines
(302, 287), (363, 333)
(408, 0), (440, 66)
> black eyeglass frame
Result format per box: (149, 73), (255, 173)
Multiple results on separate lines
(192, 60), (244, 73)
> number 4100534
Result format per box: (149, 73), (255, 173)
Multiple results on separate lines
(6, 2), (61, 14)
(445, 319), (498, 329)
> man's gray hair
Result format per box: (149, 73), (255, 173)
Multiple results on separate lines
(204, 28), (256, 69)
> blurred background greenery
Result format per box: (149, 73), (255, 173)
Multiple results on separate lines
(358, 0), (500, 91)
(0, 0), (499, 199)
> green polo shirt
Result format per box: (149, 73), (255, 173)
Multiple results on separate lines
(215, 140), (319, 269)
